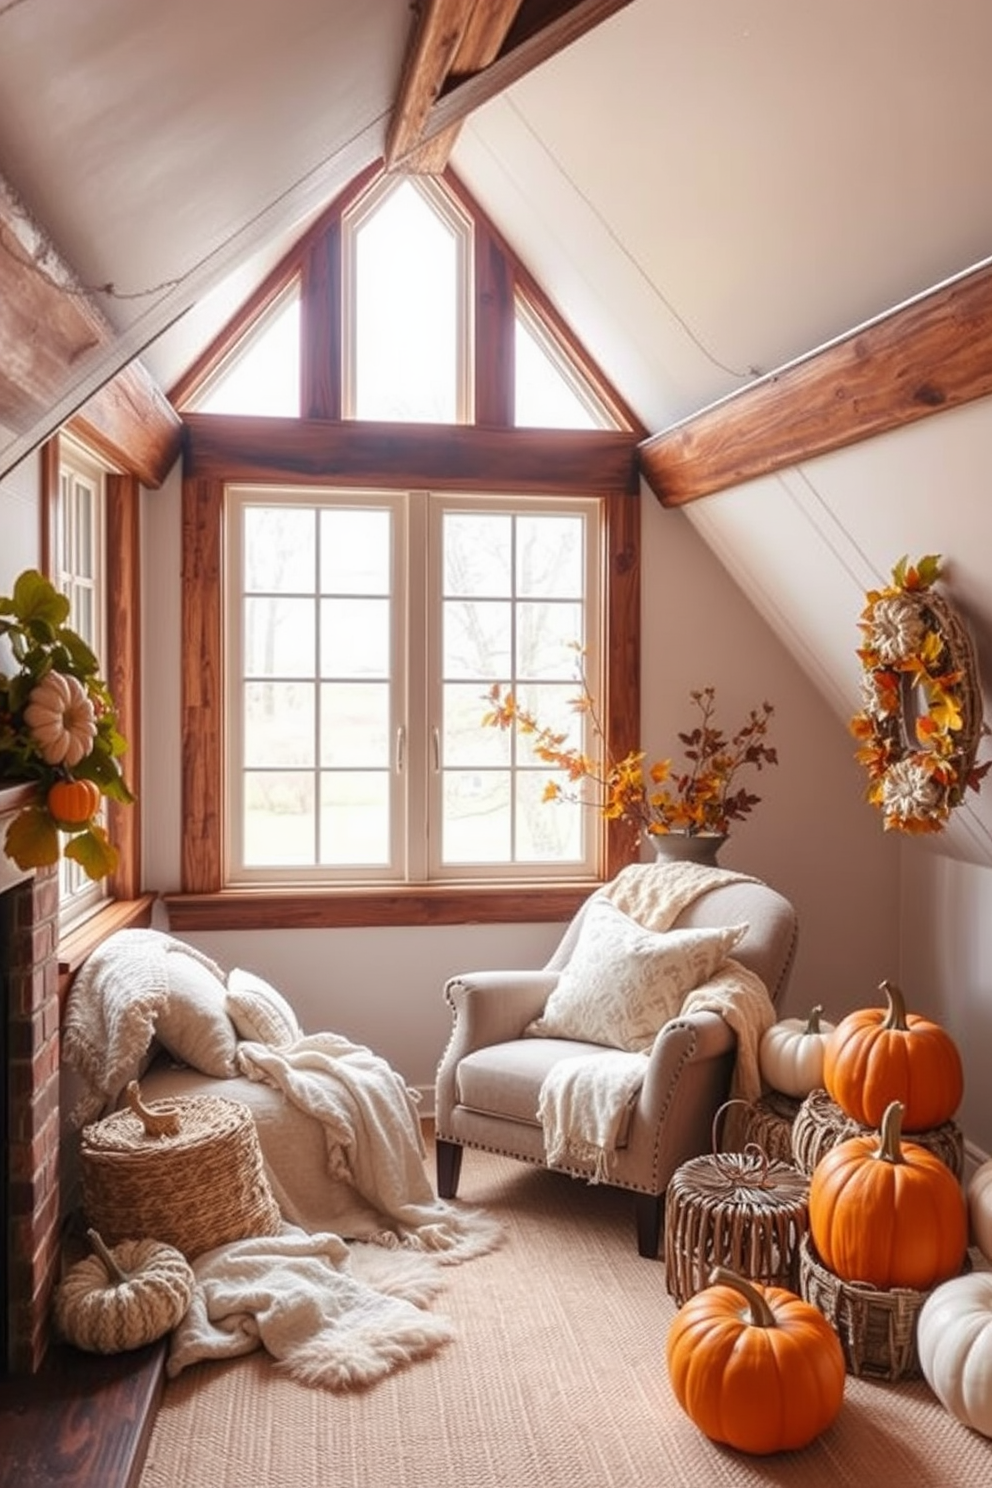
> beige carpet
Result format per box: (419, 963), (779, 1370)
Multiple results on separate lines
(140, 1144), (991, 1488)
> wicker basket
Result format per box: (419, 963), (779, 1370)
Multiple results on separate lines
(730, 1091), (802, 1165)
(798, 1234), (946, 1380)
(80, 1087), (282, 1259)
(791, 1088), (964, 1179)
(664, 1147), (810, 1306)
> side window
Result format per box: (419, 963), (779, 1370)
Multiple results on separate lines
(55, 438), (108, 926)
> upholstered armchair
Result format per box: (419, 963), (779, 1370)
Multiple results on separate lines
(435, 868), (798, 1257)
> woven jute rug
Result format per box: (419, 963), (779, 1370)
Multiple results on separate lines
(140, 1143), (992, 1488)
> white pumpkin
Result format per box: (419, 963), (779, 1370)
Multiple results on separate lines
(23, 670), (97, 767)
(918, 1271), (992, 1438)
(968, 1159), (992, 1261)
(758, 1005), (836, 1098)
(54, 1228), (194, 1354)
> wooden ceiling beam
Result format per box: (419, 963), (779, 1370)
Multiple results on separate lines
(639, 259), (992, 507)
(0, 178), (181, 486)
(387, 0), (634, 173)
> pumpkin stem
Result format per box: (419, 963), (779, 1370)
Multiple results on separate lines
(87, 1227), (130, 1285)
(804, 1005), (824, 1035)
(708, 1265), (777, 1328)
(874, 1100), (906, 1164)
(879, 979), (909, 1032)
(126, 1080), (181, 1139)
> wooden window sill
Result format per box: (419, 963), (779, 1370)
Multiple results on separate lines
(162, 883), (597, 932)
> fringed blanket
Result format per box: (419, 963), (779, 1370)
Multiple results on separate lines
(538, 863), (776, 1179)
(167, 1225), (454, 1389)
(235, 1035), (503, 1263)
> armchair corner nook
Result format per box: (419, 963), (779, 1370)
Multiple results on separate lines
(434, 873), (798, 1257)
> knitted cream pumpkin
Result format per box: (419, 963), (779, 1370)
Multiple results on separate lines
(55, 1228), (194, 1353)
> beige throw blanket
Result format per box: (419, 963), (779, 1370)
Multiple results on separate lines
(538, 863), (776, 1179)
(167, 1225), (454, 1389)
(237, 1035), (503, 1263)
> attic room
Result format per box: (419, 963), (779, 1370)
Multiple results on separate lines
(2, 1), (992, 1484)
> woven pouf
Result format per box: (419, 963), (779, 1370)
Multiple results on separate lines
(729, 1091), (802, 1165)
(81, 1089), (282, 1259)
(791, 1088), (964, 1179)
(664, 1149), (810, 1306)
(797, 1234), (956, 1381)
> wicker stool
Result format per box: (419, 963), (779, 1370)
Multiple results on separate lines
(728, 1090), (802, 1165)
(791, 1089), (964, 1179)
(80, 1085), (282, 1259)
(664, 1148), (810, 1306)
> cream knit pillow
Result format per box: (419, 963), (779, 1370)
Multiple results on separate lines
(527, 898), (748, 1052)
(226, 967), (303, 1048)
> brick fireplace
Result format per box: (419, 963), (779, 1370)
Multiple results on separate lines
(2, 827), (62, 1376)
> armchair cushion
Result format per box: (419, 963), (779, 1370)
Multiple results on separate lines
(525, 898), (748, 1052)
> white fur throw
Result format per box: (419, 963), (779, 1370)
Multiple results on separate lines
(167, 1226), (453, 1389)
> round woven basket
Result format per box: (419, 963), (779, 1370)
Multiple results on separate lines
(80, 1089), (282, 1259)
(731, 1091), (802, 1165)
(791, 1088), (964, 1179)
(664, 1147), (810, 1307)
(797, 1234), (955, 1381)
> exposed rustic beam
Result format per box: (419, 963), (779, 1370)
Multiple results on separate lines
(0, 173), (185, 487)
(639, 259), (992, 507)
(388, 0), (634, 171)
(183, 412), (640, 494)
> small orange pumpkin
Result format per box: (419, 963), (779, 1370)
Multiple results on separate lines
(666, 1265), (846, 1454)
(808, 1099), (968, 1290)
(47, 776), (102, 827)
(822, 978), (963, 1131)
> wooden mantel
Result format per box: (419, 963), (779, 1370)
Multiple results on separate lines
(639, 257), (992, 507)
(0, 782), (36, 894)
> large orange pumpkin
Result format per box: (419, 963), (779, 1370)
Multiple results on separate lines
(808, 1100), (967, 1290)
(47, 777), (102, 827)
(666, 1265), (846, 1454)
(822, 979), (963, 1131)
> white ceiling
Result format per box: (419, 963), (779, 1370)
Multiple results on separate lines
(1, 0), (990, 854)
(3, 0), (991, 434)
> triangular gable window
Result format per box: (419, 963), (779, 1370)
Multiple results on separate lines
(173, 166), (639, 438)
(188, 284), (301, 417)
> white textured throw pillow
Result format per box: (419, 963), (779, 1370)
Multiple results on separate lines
(527, 898), (748, 1052)
(226, 967), (303, 1047)
(155, 950), (239, 1077)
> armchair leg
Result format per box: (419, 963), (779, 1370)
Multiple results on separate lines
(634, 1193), (664, 1258)
(436, 1138), (463, 1198)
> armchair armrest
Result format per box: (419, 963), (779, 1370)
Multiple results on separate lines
(638, 1010), (735, 1127)
(442, 969), (559, 1051)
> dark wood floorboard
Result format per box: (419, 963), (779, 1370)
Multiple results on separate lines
(0, 1338), (166, 1488)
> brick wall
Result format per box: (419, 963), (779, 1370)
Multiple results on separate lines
(5, 865), (61, 1374)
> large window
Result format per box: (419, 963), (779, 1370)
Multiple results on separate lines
(170, 164), (643, 928)
(226, 487), (603, 884)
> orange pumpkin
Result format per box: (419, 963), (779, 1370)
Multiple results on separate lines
(808, 1100), (967, 1290)
(822, 978), (963, 1131)
(47, 777), (102, 827)
(666, 1265), (846, 1454)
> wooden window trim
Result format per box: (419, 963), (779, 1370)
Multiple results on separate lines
(171, 420), (641, 929)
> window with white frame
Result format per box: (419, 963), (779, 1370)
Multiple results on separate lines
(225, 485), (604, 885)
(55, 437), (109, 924)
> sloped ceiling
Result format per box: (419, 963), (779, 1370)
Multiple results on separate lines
(1, 0), (990, 852)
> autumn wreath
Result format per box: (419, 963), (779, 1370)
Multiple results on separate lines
(850, 555), (989, 833)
